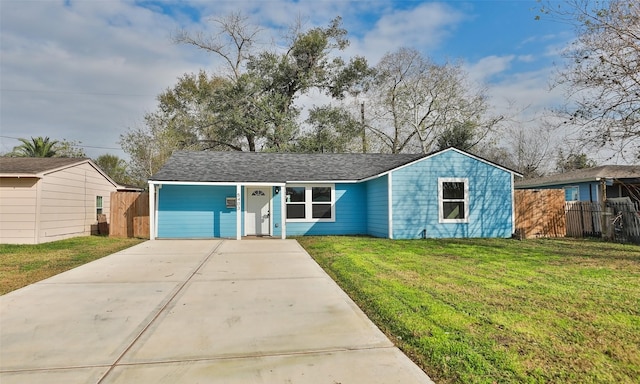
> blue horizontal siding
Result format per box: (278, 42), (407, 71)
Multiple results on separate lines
(391, 150), (513, 239)
(157, 185), (237, 238)
(524, 182), (599, 202)
(366, 175), (389, 238)
(286, 183), (367, 236)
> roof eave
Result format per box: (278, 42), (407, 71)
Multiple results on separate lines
(0, 174), (43, 178)
(515, 177), (602, 188)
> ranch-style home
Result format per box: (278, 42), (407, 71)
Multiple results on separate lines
(0, 157), (119, 244)
(515, 165), (640, 204)
(148, 148), (521, 240)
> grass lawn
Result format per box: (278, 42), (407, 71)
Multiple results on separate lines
(0, 236), (145, 295)
(297, 236), (640, 384)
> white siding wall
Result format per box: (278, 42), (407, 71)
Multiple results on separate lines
(38, 162), (116, 243)
(0, 178), (39, 244)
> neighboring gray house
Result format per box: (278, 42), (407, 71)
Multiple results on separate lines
(0, 157), (119, 244)
(148, 148), (521, 240)
(515, 165), (640, 204)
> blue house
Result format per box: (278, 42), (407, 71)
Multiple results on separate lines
(515, 165), (640, 203)
(148, 148), (521, 240)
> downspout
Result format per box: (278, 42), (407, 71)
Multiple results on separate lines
(600, 178), (607, 239)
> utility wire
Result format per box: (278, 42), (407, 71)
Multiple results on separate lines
(0, 88), (154, 97)
(0, 135), (122, 151)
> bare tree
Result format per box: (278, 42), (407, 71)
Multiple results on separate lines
(366, 47), (501, 154)
(173, 12), (262, 81)
(540, 0), (640, 161)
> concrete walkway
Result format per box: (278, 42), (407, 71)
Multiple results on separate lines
(0, 240), (434, 383)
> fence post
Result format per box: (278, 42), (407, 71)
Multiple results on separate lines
(600, 179), (607, 239)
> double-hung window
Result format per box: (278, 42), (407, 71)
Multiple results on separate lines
(96, 196), (103, 216)
(285, 184), (335, 222)
(438, 178), (468, 223)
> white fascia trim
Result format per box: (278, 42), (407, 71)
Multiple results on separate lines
(286, 180), (359, 184)
(149, 181), (278, 187)
(442, 148), (523, 177)
(361, 148), (523, 183)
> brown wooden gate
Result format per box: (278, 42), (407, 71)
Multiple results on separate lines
(109, 192), (149, 238)
(514, 189), (566, 239)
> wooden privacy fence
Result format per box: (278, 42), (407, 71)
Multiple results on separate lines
(109, 192), (150, 238)
(514, 189), (566, 239)
(606, 198), (640, 244)
(565, 201), (602, 238)
(516, 190), (640, 244)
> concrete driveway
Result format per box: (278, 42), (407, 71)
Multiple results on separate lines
(0, 239), (434, 383)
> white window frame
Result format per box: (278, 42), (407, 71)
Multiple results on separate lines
(438, 178), (469, 223)
(285, 183), (336, 223)
(564, 185), (579, 201)
(96, 195), (103, 216)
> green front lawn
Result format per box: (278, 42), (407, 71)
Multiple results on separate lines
(0, 236), (145, 295)
(298, 236), (640, 384)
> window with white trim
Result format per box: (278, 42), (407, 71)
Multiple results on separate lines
(564, 186), (579, 201)
(96, 196), (103, 217)
(285, 184), (335, 222)
(438, 178), (469, 223)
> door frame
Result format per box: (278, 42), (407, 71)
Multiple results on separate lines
(244, 186), (272, 236)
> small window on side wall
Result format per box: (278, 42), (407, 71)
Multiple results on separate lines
(438, 178), (469, 223)
(564, 186), (579, 201)
(96, 196), (103, 217)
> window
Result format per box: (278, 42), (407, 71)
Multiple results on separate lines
(286, 184), (335, 222)
(564, 186), (579, 201)
(438, 178), (468, 223)
(96, 196), (103, 216)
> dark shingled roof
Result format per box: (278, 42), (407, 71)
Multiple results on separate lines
(150, 151), (426, 183)
(516, 165), (640, 188)
(0, 157), (89, 175)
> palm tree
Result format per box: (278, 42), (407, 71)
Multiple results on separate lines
(12, 136), (59, 157)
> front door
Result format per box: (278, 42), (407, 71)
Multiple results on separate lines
(246, 187), (270, 236)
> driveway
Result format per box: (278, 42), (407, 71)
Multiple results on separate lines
(0, 239), (434, 383)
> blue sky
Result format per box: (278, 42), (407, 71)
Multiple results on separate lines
(0, 0), (575, 160)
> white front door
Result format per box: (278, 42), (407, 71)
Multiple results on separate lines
(245, 187), (271, 236)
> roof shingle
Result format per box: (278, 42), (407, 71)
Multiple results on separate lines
(150, 151), (426, 183)
(516, 165), (640, 188)
(0, 157), (89, 175)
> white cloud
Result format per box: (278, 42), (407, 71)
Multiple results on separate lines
(464, 55), (515, 83)
(0, 0), (211, 157)
(354, 2), (465, 62)
(0, 0), (578, 160)
(518, 54), (535, 63)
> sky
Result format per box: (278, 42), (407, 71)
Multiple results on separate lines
(0, 0), (577, 161)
